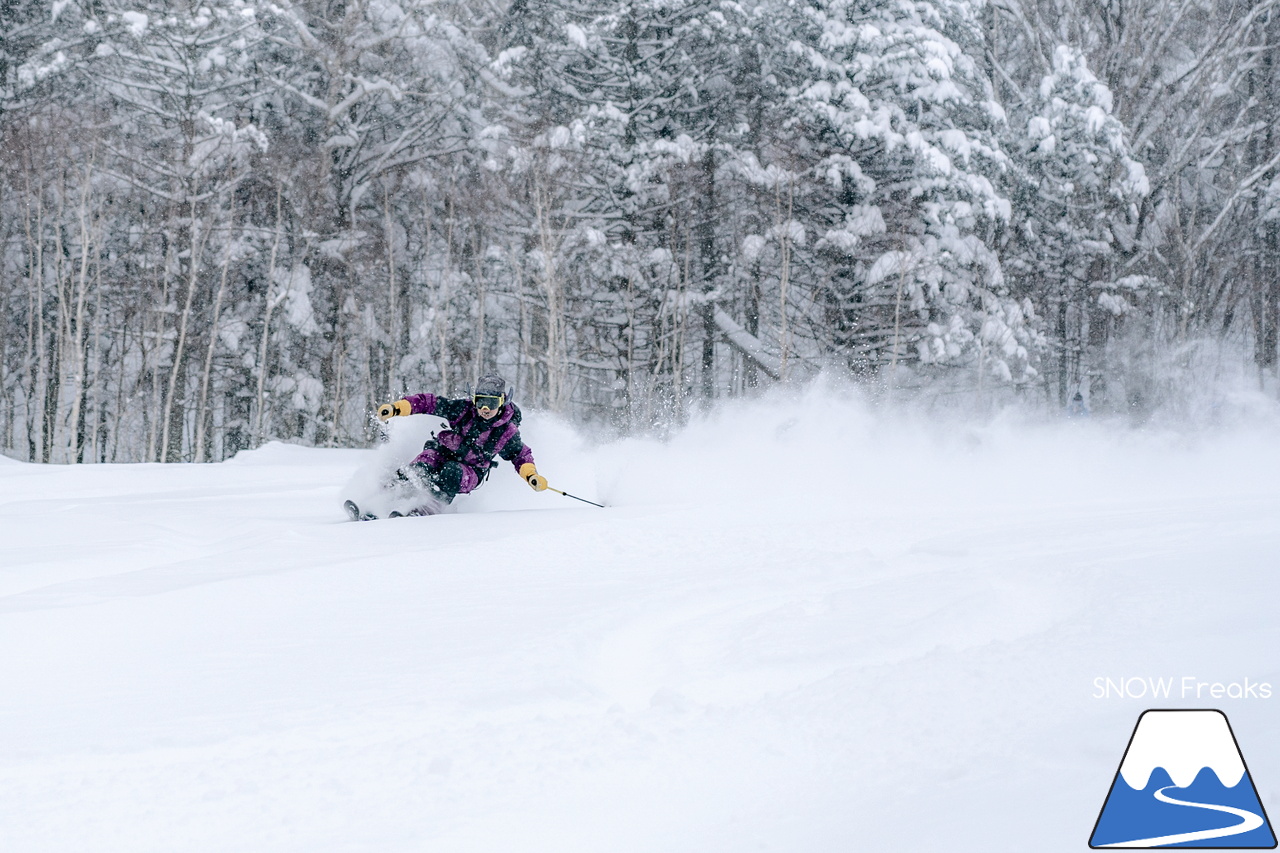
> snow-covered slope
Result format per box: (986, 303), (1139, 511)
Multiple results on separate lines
(2, 389), (1279, 852)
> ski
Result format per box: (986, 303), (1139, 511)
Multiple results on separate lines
(343, 500), (377, 522)
(344, 499), (441, 521)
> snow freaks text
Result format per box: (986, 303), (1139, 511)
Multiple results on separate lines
(1093, 677), (1274, 701)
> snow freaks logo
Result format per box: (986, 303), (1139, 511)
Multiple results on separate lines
(1093, 676), (1273, 701)
(1089, 710), (1277, 848)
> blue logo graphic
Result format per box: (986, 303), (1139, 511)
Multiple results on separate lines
(1090, 709), (1276, 848)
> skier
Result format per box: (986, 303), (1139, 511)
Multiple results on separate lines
(347, 373), (547, 520)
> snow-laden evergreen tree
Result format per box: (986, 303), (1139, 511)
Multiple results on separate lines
(495, 0), (765, 422)
(781, 0), (1038, 390)
(1, 1), (56, 113)
(1005, 45), (1150, 407)
(991, 0), (1280, 408)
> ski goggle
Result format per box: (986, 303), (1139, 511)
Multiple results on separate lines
(473, 394), (504, 412)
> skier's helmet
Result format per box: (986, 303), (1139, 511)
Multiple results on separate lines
(472, 373), (508, 415)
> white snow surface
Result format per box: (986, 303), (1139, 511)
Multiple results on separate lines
(1118, 710), (1245, 789)
(3, 389), (1280, 852)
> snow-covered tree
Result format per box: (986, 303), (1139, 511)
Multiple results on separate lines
(252, 0), (488, 443)
(1005, 45), (1150, 406)
(8, 0), (1280, 462)
(91, 2), (272, 460)
(495, 0), (767, 421)
(776, 0), (1037, 390)
(991, 0), (1280, 405)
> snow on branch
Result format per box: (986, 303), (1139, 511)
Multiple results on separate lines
(712, 306), (782, 381)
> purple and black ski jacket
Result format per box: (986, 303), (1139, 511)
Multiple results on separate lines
(403, 393), (535, 494)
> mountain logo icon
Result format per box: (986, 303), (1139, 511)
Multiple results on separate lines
(1090, 709), (1277, 848)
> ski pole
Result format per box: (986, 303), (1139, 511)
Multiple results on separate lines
(547, 486), (605, 508)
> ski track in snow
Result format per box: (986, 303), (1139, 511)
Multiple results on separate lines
(2, 396), (1280, 852)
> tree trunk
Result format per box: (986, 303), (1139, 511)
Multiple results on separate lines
(21, 167), (41, 462)
(42, 329), (60, 464)
(255, 184), (285, 444)
(45, 171), (70, 463)
(744, 272), (761, 390)
(1057, 290), (1068, 408)
(385, 184), (397, 397)
(195, 238), (234, 462)
(67, 158), (95, 463)
(74, 339), (90, 464)
(147, 240), (175, 461)
(161, 211), (209, 463)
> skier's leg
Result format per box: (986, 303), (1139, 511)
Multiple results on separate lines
(405, 460), (478, 510)
(392, 459), (462, 506)
(397, 443), (445, 491)
(432, 460), (480, 500)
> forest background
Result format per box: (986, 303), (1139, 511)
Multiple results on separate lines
(3, 0), (1280, 463)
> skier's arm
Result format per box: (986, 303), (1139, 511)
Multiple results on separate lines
(378, 395), (431, 421)
(378, 394), (468, 421)
(502, 434), (546, 491)
(403, 393), (439, 415)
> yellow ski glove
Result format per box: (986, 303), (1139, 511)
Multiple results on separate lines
(519, 462), (548, 491)
(377, 399), (412, 421)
